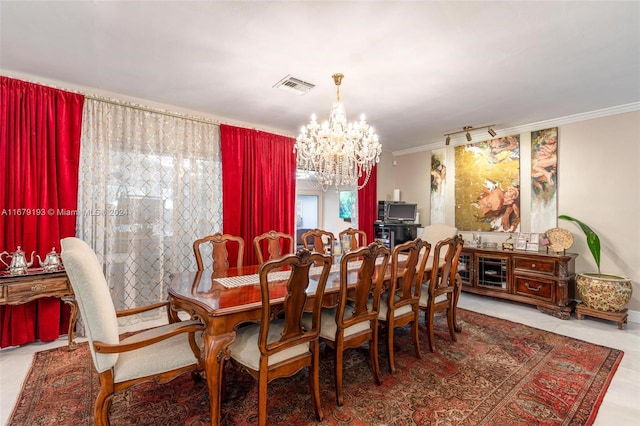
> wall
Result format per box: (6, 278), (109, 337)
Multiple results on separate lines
(388, 111), (640, 312)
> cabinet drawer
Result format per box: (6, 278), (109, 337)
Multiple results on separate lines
(5, 277), (69, 301)
(514, 276), (554, 301)
(514, 257), (555, 274)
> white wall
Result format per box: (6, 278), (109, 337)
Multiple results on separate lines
(387, 111), (640, 311)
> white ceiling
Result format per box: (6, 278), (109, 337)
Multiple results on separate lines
(1, 1), (639, 153)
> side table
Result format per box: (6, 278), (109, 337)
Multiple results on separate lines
(0, 270), (78, 349)
(575, 303), (628, 330)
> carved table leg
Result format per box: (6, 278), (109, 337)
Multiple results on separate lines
(203, 329), (236, 426)
(62, 295), (78, 350)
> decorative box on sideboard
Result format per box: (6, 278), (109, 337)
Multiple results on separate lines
(458, 247), (578, 319)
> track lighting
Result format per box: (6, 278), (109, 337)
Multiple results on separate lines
(443, 124), (496, 145)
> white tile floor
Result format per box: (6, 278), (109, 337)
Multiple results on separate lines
(1, 293), (639, 425)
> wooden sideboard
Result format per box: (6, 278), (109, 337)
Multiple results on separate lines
(0, 270), (77, 349)
(458, 247), (578, 319)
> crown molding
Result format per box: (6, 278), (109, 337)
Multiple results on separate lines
(392, 102), (640, 157)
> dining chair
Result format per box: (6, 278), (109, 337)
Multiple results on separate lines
(301, 228), (335, 255)
(227, 248), (332, 426)
(193, 232), (244, 271)
(60, 237), (203, 426)
(374, 238), (431, 374)
(338, 227), (368, 250)
(253, 230), (294, 265)
(304, 242), (390, 405)
(418, 236), (464, 352)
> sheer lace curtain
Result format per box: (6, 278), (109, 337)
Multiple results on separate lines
(77, 98), (222, 324)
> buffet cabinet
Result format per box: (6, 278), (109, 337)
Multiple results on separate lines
(458, 247), (578, 319)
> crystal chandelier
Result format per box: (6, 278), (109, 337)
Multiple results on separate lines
(294, 73), (381, 191)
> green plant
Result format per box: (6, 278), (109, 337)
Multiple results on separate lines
(558, 215), (601, 274)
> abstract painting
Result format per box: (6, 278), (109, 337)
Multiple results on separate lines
(430, 148), (446, 224)
(454, 135), (520, 232)
(531, 127), (558, 232)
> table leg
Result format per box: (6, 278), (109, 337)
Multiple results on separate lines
(203, 329), (235, 426)
(62, 295), (78, 350)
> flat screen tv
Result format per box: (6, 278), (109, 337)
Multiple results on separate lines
(387, 203), (417, 222)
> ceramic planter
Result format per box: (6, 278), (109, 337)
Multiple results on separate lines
(576, 272), (632, 312)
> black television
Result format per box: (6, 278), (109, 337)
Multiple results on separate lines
(386, 202), (417, 222)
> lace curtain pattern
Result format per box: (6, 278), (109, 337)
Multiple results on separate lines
(77, 99), (222, 322)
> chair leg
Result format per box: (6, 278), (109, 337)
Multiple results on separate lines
(453, 276), (463, 332)
(386, 322), (396, 374)
(310, 342), (324, 421)
(446, 305), (457, 342)
(258, 371), (268, 426)
(335, 344), (344, 406)
(370, 331), (382, 386)
(411, 315), (422, 359)
(95, 373), (114, 426)
(426, 309), (436, 353)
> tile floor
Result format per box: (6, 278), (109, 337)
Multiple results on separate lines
(1, 293), (639, 425)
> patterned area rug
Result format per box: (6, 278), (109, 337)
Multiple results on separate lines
(9, 309), (622, 425)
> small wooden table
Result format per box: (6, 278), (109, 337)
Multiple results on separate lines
(0, 269), (78, 349)
(575, 303), (628, 329)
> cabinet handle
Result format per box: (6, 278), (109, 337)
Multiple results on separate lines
(531, 263), (536, 268)
(524, 282), (541, 292)
(31, 284), (46, 292)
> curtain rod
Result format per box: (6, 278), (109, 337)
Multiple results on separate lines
(5, 74), (295, 136)
(85, 94), (220, 126)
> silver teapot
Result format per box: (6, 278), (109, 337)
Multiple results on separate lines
(0, 246), (36, 275)
(37, 247), (63, 272)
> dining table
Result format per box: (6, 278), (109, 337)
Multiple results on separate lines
(168, 254), (437, 425)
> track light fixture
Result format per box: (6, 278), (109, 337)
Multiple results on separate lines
(444, 124), (496, 145)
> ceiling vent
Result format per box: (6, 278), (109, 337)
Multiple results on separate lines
(273, 75), (315, 95)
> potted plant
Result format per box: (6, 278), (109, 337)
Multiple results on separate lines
(559, 214), (632, 312)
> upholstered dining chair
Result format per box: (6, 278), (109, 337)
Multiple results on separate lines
(227, 248), (332, 426)
(374, 238), (431, 374)
(60, 237), (203, 426)
(253, 230), (295, 265)
(418, 236), (464, 352)
(301, 228), (335, 255)
(193, 232), (244, 271)
(338, 227), (368, 250)
(303, 242), (390, 405)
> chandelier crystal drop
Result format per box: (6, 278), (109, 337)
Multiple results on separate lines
(294, 73), (382, 191)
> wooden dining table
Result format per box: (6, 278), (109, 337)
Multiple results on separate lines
(168, 256), (437, 425)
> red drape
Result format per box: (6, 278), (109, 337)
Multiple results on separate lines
(220, 125), (297, 267)
(0, 76), (84, 347)
(358, 164), (378, 244)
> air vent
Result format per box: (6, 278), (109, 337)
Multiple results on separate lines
(273, 75), (315, 95)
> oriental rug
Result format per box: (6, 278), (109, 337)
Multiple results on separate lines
(9, 309), (622, 425)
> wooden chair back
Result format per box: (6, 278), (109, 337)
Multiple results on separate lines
(377, 237), (431, 373)
(325, 242), (390, 405)
(253, 230), (294, 265)
(193, 233), (244, 271)
(422, 235), (464, 352)
(338, 228), (368, 250)
(301, 228), (335, 255)
(258, 249), (332, 359)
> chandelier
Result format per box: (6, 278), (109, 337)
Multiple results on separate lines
(294, 73), (381, 191)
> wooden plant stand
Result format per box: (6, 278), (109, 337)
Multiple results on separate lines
(575, 303), (628, 330)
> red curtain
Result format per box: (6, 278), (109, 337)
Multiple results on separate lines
(0, 76), (84, 347)
(358, 164), (378, 244)
(220, 125), (296, 267)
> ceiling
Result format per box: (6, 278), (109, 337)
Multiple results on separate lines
(1, 1), (639, 153)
